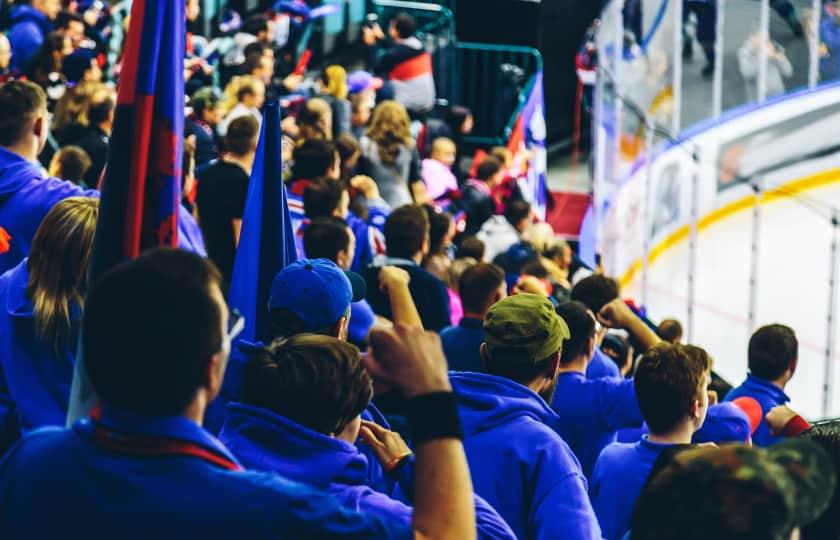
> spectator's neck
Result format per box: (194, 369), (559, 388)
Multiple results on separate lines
(647, 422), (695, 446)
(223, 152), (255, 175)
(2, 142), (38, 164)
(182, 391), (210, 427)
(556, 355), (587, 375)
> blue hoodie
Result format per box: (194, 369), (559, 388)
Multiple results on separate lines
(0, 261), (76, 440)
(0, 146), (206, 276)
(8, 5), (53, 71)
(452, 371), (602, 540)
(551, 371), (644, 479)
(586, 346), (621, 379)
(219, 402), (517, 540)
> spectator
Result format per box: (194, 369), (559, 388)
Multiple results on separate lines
(218, 75), (264, 137)
(196, 115), (259, 284)
(601, 333), (634, 377)
(61, 48), (102, 87)
(630, 440), (835, 540)
(421, 137), (458, 208)
(451, 293), (602, 540)
(350, 88), (374, 140)
(591, 342), (712, 540)
(446, 256), (478, 326)
(570, 275), (625, 379)
(456, 236), (485, 261)
(27, 30), (71, 92)
(335, 132), (361, 183)
(656, 318), (683, 344)
(55, 10), (86, 49)
(799, 421), (840, 540)
(8, 0), (61, 71)
(47, 145), (91, 186)
(319, 65), (352, 137)
(360, 100), (424, 207)
(75, 86), (114, 187)
(423, 207), (454, 282)
(440, 263), (506, 372)
(186, 87), (223, 167)
(0, 248), (477, 539)
(462, 157), (503, 236)
(366, 204), (451, 332)
(365, 13), (435, 116)
(725, 324), (799, 447)
(419, 105), (474, 178)
(297, 97), (333, 142)
(0, 34), (16, 83)
(0, 81), (97, 275)
(290, 139), (340, 187)
(51, 80), (100, 147)
(243, 50), (274, 89)
(478, 199), (532, 263)
(550, 300), (649, 479)
(0, 197), (97, 449)
(738, 32), (792, 101)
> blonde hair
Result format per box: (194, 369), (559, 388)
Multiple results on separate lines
(221, 75), (263, 115)
(366, 100), (413, 164)
(298, 97), (333, 141)
(27, 197), (99, 352)
(52, 81), (104, 132)
(322, 65), (348, 100)
(432, 137), (456, 157)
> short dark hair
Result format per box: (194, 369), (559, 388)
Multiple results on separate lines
(505, 200), (531, 227)
(243, 41), (268, 58)
(225, 114), (259, 156)
(425, 207), (452, 256)
(748, 324), (798, 381)
(243, 14), (269, 36)
(292, 139), (337, 180)
(83, 249), (223, 416)
(269, 309), (342, 340)
(484, 350), (555, 387)
(244, 51), (264, 75)
(476, 156), (503, 182)
(634, 343), (711, 435)
(555, 301), (595, 364)
(304, 176), (344, 219)
(335, 132), (360, 161)
(56, 10), (85, 30)
(0, 80), (46, 146)
(391, 13), (416, 39)
(241, 335), (372, 435)
(657, 318), (683, 343)
(54, 145), (91, 184)
(459, 263), (505, 315)
(570, 274), (620, 313)
(304, 217), (351, 261)
(800, 421), (840, 540)
(87, 94), (115, 126)
(456, 236), (485, 261)
(521, 259), (550, 280)
(385, 204), (429, 260)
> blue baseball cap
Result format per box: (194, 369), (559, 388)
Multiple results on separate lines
(693, 399), (762, 444)
(347, 70), (383, 94)
(268, 259), (366, 332)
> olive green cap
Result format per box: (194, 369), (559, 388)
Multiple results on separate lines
(483, 293), (570, 363)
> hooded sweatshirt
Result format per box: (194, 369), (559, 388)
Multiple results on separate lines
(219, 402), (517, 540)
(451, 371), (602, 540)
(0, 261), (76, 440)
(0, 146), (206, 276)
(8, 5), (53, 71)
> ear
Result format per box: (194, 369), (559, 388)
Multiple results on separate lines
(689, 398), (700, 420)
(336, 316), (349, 341)
(205, 353), (226, 401)
(33, 115), (44, 138)
(586, 336), (596, 360)
(479, 343), (488, 369)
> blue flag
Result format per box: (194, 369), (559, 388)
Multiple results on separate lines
(229, 100), (298, 344)
(507, 71), (548, 220)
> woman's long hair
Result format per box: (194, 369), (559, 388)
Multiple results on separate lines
(52, 81), (103, 132)
(366, 100), (413, 164)
(321, 65), (348, 100)
(26, 197), (99, 352)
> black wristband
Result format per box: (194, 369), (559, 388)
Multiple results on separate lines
(404, 391), (463, 446)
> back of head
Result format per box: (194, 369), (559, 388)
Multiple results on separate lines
(335, 132), (360, 162)
(456, 236), (485, 261)
(28, 197), (98, 350)
(298, 98), (333, 141)
(367, 100), (412, 163)
(504, 200), (532, 229)
(304, 217), (350, 262)
(304, 176), (344, 219)
(634, 343), (711, 435)
(243, 14), (269, 37)
(392, 13), (417, 39)
(191, 86), (220, 118)
(87, 88), (115, 127)
(83, 249), (223, 416)
(800, 421), (840, 540)
(0, 80), (46, 147)
(570, 274), (620, 314)
(657, 318), (683, 343)
(475, 156), (502, 182)
(425, 207), (453, 256)
(748, 324), (798, 381)
(385, 204), (429, 260)
(555, 301), (595, 364)
(241, 334), (372, 435)
(459, 262), (505, 316)
(292, 139), (337, 180)
(54, 145), (91, 184)
(321, 65), (348, 100)
(225, 114), (259, 156)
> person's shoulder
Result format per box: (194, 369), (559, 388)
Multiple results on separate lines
(1, 426), (78, 468)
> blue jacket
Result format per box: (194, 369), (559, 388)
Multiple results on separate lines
(440, 316), (484, 372)
(349, 299), (376, 347)
(347, 206), (388, 273)
(219, 402), (517, 540)
(8, 5), (52, 71)
(724, 373), (790, 447)
(0, 408), (411, 539)
(365, 257), (451, 332)
(0, 261), (76, 440)
(586, 346), (621, 379)
(590, 437), (676, 540)
(0, 147), (206, 276)
(452, 371), (602, 540)
(551, 371), (644, 478)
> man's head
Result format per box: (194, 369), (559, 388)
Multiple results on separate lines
(481, 293), (571, 402)
(570, 274), (620, 314)
(555, 301), (597, 365)
(634, 343), (712, 437)
(237, 77), (265, 109)
(243, 14), (271, 42)
(459, 263), (506, 318)
(504, 200), (532, 234)
(292, 139), (340, 181)
(389, 13), (417, 40)
(304, 176), (349, 220)
(56, 10), (86, 47)
(191, 87), (223, 125)
(456, 236), (485, 261)
(48, 145), (91, 185)
(245, 51), (274, 85)
(62, 49), (101, 85)
(224, 114), (260, 158)
(304, 217), (356, 271)
(268, 259), (365, 341)
(475, 156), (504, 189)
(749, 324), (798, 385)
(657, 318), (683, 344)
(0, 34), (10, 71)
(241, 334), (372, 443)
(84, 249), (227, 417)
(431, 137), (456, 167)
(0, 81), (48, 158)
(34, 0), (62, 20)
(384, 204), (430, 261)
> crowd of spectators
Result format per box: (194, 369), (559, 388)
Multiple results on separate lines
(0, 1), (837, 539)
